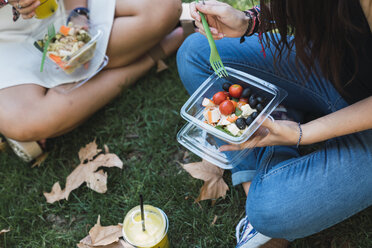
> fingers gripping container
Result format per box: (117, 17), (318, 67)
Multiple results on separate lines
(177, 67), (287, 169)
(26, 6), (108, 93)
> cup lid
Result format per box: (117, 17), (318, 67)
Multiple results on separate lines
(122, 205), (167, 247)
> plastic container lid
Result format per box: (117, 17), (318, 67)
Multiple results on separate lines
(177, 121), (256, 169)
(178, 67), (287, 169)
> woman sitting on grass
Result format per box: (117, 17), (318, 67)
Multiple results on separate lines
(177, 0), (372, 247)
(0, 0), (185, 161)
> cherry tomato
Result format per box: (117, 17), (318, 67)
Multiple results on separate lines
(229, 84), (243, 98)
(219, 100), (235, 115)
(231, 100), (238, 109)
(212, 91), (227, 105)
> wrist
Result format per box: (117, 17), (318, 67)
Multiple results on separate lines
(67, 7), (89, 24)
(239, 7), (260, 43)
(299, 122), (313, 145)
(239, 11), (250, 37)
(296, 123), (303, 147)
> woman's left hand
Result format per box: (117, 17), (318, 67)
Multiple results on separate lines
(220, 118), (301, 151)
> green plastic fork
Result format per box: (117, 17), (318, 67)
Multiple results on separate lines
(196, 0), (228, 78)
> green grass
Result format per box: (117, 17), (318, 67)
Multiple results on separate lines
(0, 1), (371, 247)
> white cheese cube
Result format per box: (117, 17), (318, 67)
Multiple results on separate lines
(241, 104), (256, 117)
(226, 123), (241, 136)
(202, 98), (216, 107)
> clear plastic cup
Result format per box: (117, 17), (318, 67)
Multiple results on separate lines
(122, 205), (170, 248)
(177, 67), (287, 169)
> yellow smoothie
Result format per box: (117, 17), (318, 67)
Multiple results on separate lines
(123, 205), (170, 248)
(34, 0), (58, 19)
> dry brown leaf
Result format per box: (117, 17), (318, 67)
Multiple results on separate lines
(44, 152), (123, 203)
(31, 152), (49, 168)
(89, 216), (123, 246)
(77, 238), (125, 248)
(79, 139), (102, 162)
(44, 182), (64, 203)
(0, 138), (6, 152)
(86, 170), (107, 193)
(182, 160), (224, 181)
(77, 239), (133, 248)
(182, 160), (229, 203)
(0, 228), (10, 234)
(76, 216), (134, 248)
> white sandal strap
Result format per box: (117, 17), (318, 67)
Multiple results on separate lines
(6, 138), (43, 162)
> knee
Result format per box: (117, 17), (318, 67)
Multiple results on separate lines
(0, 106), (51, 142)
(143, 0), (181, 33)
(246, 189), (297, 239)
(157, 0), (182, 23)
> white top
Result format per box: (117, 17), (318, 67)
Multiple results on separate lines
(0, 0), (116, 90)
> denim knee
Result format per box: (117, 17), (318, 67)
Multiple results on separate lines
(246, 190), (296, 240)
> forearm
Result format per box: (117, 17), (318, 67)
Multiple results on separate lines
(63, 0), (87, 10)
(301, 96), (372, 145)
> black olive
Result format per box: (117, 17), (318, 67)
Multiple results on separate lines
(256, 103), (264, 112)
(235, 118), (247, 130)
(249, 95), (258, 108)
(251, 112), (259, 119)
(241, 88), (252, 98)
(245, 116), (253, 126)
(222, 83), (231, 92)
(256, 96), (264, 103)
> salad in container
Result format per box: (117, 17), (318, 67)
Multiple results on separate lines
(177, 67), (287, 169)
(34, 22), (99, 74)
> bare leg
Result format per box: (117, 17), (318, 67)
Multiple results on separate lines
(106, 0), (182, 68)
(0, 0), (184, 141)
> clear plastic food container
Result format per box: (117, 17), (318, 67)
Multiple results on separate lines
(25, 8), (108, 93)
(177, 67), (287, 169)
(33, 24), (102, 74)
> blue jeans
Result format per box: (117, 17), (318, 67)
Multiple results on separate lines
(177, 33), (372, 240)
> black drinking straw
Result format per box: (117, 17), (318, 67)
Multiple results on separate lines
(140, 194), (146, 231)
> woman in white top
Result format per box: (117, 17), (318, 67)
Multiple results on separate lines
(0, 0), (185, 161)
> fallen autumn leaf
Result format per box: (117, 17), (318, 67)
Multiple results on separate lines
(44, 142), (123, 204)
(77, 216), (135, 248)
(89, 215), (122, 246)
(0, 138), (7, 152)
(31, 152), (49, 168)
(182, 160), (229, 203)
(79, 139), (102, 163)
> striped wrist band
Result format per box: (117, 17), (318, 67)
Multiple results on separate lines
(296, 122), (303, 147)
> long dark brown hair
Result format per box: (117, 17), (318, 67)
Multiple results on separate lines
(258, 0), (368, 92)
